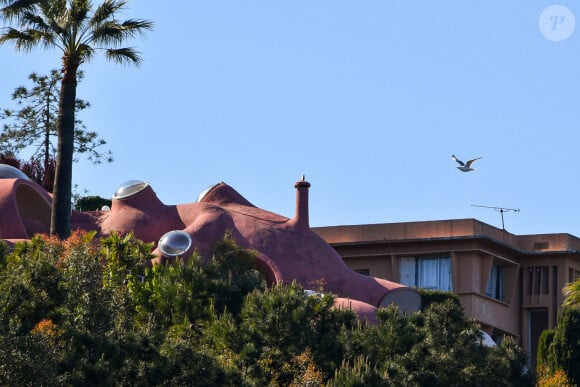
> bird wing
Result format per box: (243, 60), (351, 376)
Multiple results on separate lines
(451, 155), (465, 166)
(464, 157), (482, 167)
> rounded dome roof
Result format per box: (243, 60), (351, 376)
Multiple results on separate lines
(0, 164), (30, 180)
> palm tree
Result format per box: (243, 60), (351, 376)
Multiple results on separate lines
(0, 0), (153, 238)
(563, 278), (580, 309)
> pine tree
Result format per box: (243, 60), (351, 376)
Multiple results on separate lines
(0, 70), (112, 180)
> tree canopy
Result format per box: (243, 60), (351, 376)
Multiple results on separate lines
(0, 232), (533, 386)
(0, 70), (112, 171)
(537, 278), (580, 386)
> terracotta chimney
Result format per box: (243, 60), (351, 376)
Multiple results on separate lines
(291, 175), (311, 229)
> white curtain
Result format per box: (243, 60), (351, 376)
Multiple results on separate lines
(399, 256), (452, 291)
(438, 258), (452, 291)
(419, 258), (439, 289)
(399, 256), (416, 287)
(486, 264), (503, 300)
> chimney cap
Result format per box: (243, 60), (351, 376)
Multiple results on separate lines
(295, 174), (311, 188)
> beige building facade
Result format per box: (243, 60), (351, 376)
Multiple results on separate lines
(313, 218), (580, 363)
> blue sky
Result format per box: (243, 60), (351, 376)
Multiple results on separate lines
(2, 1), (580, 235)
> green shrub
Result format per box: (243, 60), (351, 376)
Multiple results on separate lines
(75, 195), (112, 211)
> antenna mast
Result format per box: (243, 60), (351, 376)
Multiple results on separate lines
(470, 204), (520, 230)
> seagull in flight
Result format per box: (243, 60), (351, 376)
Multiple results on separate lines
(451, 154), (482, 172)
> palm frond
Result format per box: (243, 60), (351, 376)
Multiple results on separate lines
(120, 18), (154, 36)
(105, 47), (142, 66)
(36, 28), (58, 49)
(0, 27), (39, 50)
(21, 10), (50, 30)
(45, 16), (65, 35)
(0, 26), (25, 42)
(90, 0), (126, 26)
(77, 43), (95, 63)
(0, 0), (42, 21)
(89, 21), (124, 45)
(40, 0), (65, 19)
(91, 18), (153, 46)
(564, 279), (580, 309)
(67, 0), (89, 29)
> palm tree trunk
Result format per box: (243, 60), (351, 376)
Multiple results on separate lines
(43, 95), (51, 190)
(50, 66), (78, 239)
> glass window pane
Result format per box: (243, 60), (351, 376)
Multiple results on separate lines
(486, 265), (497, 297)
(486, 263), (504, 301)
(399, 257), (416, 287)
(419, 258), (438, 289)
(439, 258), (452, 291)
(497, 266), (504, 301)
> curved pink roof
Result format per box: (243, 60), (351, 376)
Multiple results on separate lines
(0, 168), (421, 319)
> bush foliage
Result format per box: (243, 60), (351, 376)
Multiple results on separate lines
(0, 232), (533, 386)
(537, 304), (580, 386)
(75, 195), (112, 211)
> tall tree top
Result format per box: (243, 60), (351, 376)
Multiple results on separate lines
(0, 0), (154, 71)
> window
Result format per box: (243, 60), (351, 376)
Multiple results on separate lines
(527, 266), (549, 295)
(112, 180), (149, 199)
(400, 256), (452, 291)
(569, 268), (580, 283)
(355, 268), (370, 276)
(486, 263), (504, 301)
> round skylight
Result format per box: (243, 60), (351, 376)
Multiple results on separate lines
(196, 183), (218, 202)
(0, 164), (30, 180)
(112, 180), (149, 200)
(158, 230), (192, 257)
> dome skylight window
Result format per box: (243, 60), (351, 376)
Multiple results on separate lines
(0, 164), (30, 180)
(158, 230), (192, 257)
(112, 180), (149, 200)
(196, 183), (218, 202)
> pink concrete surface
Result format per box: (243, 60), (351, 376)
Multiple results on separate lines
(333, 298), (378, 324)
(0, 178), (52, 239)
(0, 168), (421, 318)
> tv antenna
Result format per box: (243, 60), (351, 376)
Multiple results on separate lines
(470, 204), (520, 230)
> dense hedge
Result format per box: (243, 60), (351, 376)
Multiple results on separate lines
(417, 288), (461, 310)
